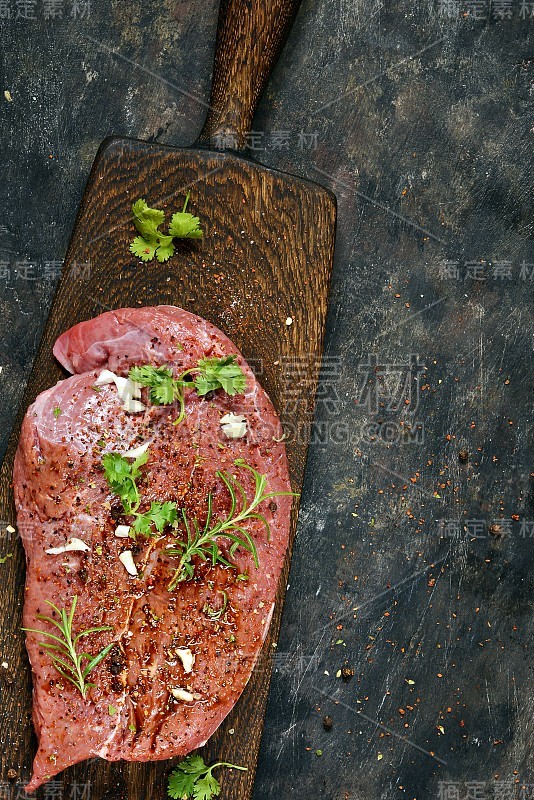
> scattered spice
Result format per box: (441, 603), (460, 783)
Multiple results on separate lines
(323, 715), (333, 731)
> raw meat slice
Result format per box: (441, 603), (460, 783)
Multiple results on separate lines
(15, 306), (292, 791)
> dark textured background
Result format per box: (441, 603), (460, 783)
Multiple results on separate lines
(1, 1), (533, 799)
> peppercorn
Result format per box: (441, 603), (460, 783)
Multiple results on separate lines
(458, 449), (469, 462)
(108, 645), (125, 676)
(341, 666), (355, 681)
(323, 715), (333, 731)
(78, 567), (89, 584)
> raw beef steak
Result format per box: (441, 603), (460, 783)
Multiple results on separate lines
(15, 306), (292, 791)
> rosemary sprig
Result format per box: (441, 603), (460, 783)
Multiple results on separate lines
(167, 459), (296, 590)
(23, 596), (114, 699)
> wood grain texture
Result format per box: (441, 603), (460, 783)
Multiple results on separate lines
(0, 137), (336, 799)
(199, 0), (302, 148)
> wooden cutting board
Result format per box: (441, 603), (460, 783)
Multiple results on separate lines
(0, 2), (336, 798)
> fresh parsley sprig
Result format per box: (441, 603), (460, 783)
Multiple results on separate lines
(128, 356), (247, 425)
(128, 365), (188, 424)
(132, 501), (178, 537)
(168, 755), (246, 800)
(23, 597), (113, 699)
(192, 356), (247, 397)
(102, 450), (178, 538)
(128, 365), (183, 406)
(167, 459), (296, 591)
(130, 194), (203, 263)
(101, 450), (149, 514)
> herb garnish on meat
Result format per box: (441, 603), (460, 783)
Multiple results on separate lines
(102, 450), (295, 585)
(23, 597), (113, 699)
(102, 450), (178, 537)
(101, 450), (149, 514)
(167, 459), (295, 590)
(128, 355), (247, 425)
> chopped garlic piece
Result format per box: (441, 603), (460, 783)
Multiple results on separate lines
(46, 537), (90, 555)
(114, 525), (131, 538)
(176, 648), (195, 674)
(220, 412), (247, 439)
(119, 550), (138, 576)
(94, 369), (118, 386)
(95, 370), (144, 413)
(113, 375), (141, 401)
(6, 525), (15, 534)
(121, 440), (151, 459)
(170, 687), (195, 703)
(122, 398), (146, 413)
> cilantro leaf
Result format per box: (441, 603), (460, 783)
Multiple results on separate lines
(168, 212), (203, 240)
(132, 199), (165, 239)
(128, 365), (182, 405)
(179, 755), (207, 775)
(102, 452), (133, 485)
(103, 449), (179, 538)
(168, 767), (197, 800)
(132, 501), (178, 537)
(102, 450), (148, 514)
(155, 234), (175, 262)
(194, 356), (247, 396)
(130, 195), (203, 264)
(193, 774), (220, 800)
(130, 236), (157, 262)
(127, 356), (246, 425)
(168, 756), (246, 800)
(131, 449), (150, 477)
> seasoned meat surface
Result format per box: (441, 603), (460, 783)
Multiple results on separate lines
(16, 306), (291, 791)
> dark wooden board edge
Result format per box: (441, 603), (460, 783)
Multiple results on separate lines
(0, 137), (337, 800)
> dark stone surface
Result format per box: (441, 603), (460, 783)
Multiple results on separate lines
(1, 1), (533, 799)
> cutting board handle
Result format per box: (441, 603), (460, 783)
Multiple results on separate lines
(197, 0), (301, 150)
